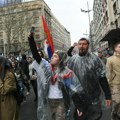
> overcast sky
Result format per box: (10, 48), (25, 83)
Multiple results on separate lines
(44, 0), (94, 44)
(0, 0), (94, 44)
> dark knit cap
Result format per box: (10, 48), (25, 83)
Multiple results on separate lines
(79, 38), (90, 44)
(54, 50), (68, 64)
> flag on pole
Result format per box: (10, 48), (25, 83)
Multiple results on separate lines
(41, 15), (54, 59)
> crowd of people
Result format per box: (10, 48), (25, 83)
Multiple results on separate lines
(0, 51), (38, 120)
(0, 32), (120, 120)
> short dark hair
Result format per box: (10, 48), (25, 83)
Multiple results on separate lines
(78, 38), (89, 45)
(113, 41), (120, 50)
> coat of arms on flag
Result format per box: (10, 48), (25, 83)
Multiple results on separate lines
(41, 16), (54, 59)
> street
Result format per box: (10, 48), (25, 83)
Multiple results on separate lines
(101, 107), (111, 120)
(20, 89), (37, 120)
(20, 88), (111, 120)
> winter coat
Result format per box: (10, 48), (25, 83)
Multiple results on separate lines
(68, 53), (111, 104)
(32, 59), (84, 120)
(106, 55), (120, 85)
(106, 54), (120, 103)
(0, 70), (19, 120)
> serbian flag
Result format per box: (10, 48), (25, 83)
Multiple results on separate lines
(41, 16), (54, 59)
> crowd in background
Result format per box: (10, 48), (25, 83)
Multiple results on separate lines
(0, 36), (120, 120)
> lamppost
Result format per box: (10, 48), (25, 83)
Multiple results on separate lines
(81, 1), (94, 52)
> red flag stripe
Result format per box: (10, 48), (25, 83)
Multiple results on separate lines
(41, 16), (54, 53)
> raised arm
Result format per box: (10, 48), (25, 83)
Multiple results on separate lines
(67, 46), (74, 57)
(28, 34), (41, 64)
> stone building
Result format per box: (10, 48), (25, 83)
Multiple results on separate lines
(92, 0), (120, 50)
(0, 0), (71, 56)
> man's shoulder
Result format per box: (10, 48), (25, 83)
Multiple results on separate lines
(68, 54), (79, 62)
(107, 55), (116, 62)
(107, 55), (115, 60)
(70, 54), (79, 59)
(88, 52), (100, 60)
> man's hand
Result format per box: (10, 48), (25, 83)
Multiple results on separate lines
(105, 100), (112, 107)
(77, 109), (83, 117)
(73, 42), (78, 47)
(28, 32), (34, 39)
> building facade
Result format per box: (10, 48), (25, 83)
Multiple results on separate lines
(0, 0), (71, 56)
(51, 14), (71, 51)
(92, 0), (120, 50)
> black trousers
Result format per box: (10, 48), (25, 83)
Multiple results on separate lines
(30, 80), (38, 100)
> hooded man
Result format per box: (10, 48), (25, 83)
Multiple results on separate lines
(68, 38), (111, 120)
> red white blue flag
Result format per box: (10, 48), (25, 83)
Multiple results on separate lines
(41, 16), (54, 59)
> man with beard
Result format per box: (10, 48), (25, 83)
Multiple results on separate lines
(68, 38), (112, 120)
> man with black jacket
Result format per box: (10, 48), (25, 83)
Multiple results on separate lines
(19, 54), (30, 95)
(68, 38), (112, 120)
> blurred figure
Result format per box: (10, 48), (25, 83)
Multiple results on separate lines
(28, 56), (38, 102)
(38, 50), (49, 61)
(11, 60), (25, 104)
(67, 42), (79, 57)
(106, 42), (120, 120)
(98, 51), (107, 64)
(19, 54), (30, 96)
(0, 56), (19, 120)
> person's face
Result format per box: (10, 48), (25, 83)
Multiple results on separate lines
(78, 40), (89, 54)
(11, 62), (16, 68)
(28, 57), (32, 63)
(38, 51), (42, 57)
(98, 53), (102, 58)
(50, 53), (60, 66)
(115, 44), (120, 54)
